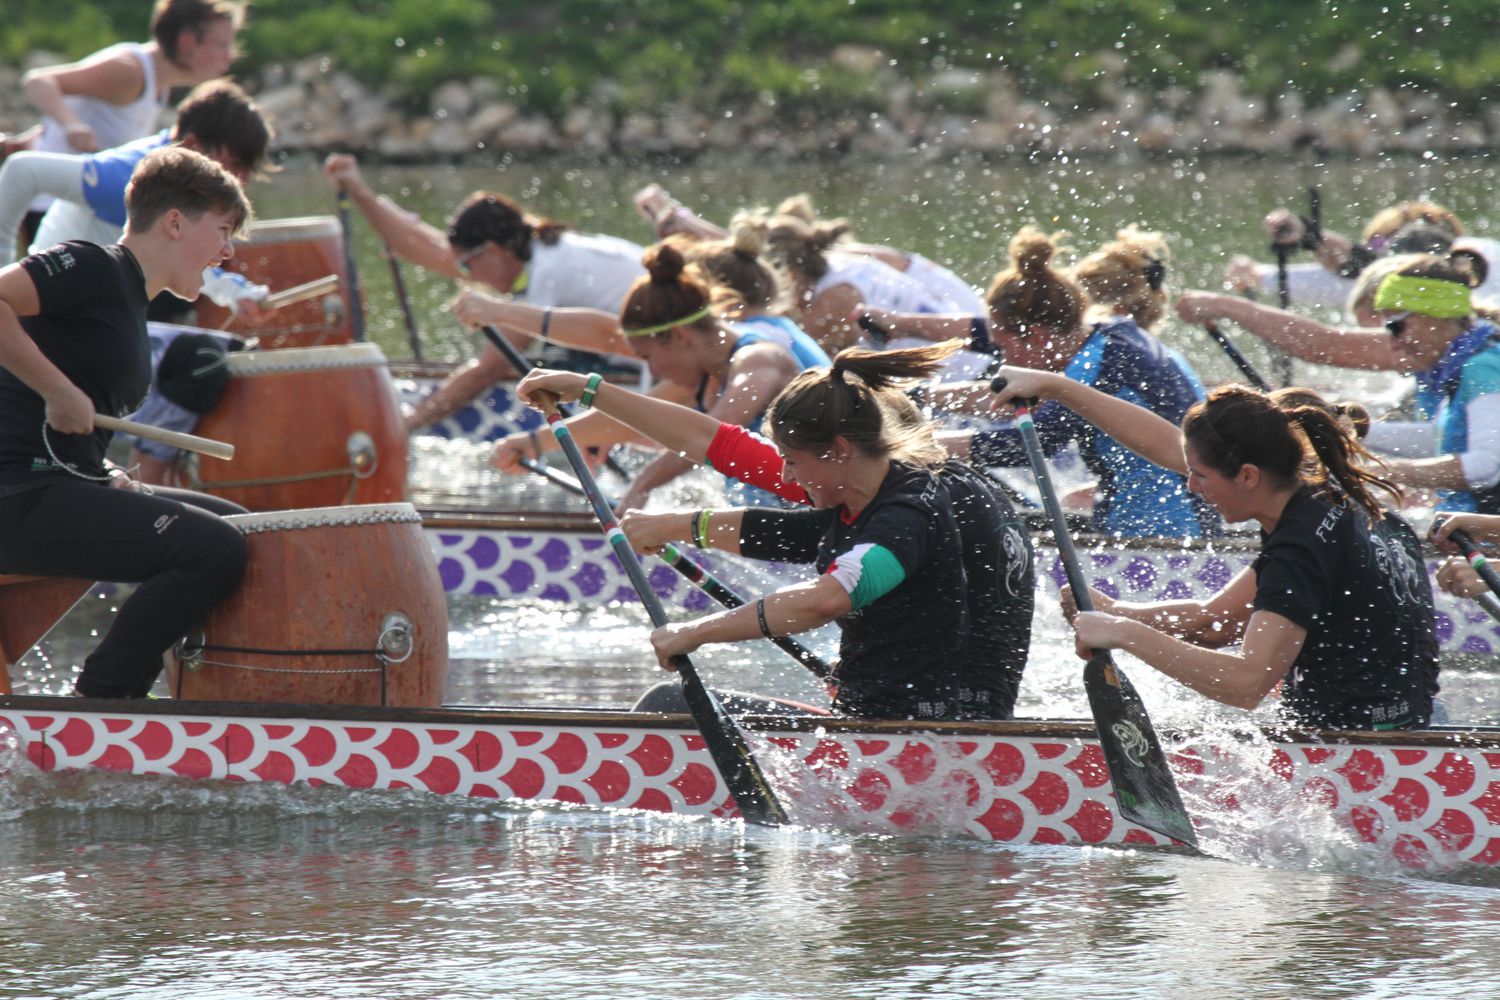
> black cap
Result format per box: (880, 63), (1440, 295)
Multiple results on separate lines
(157, 333), (231, 414)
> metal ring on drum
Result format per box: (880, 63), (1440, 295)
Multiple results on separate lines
(195, 215), (358, 349)
(179, 343), (408, 512)
(171, 503), (448, 707)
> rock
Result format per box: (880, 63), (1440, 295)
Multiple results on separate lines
(430, 81), (474, 120)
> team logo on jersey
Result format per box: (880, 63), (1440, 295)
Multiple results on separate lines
(1369, 528), (1424, 605)
(153, 514), (178, 535)
(1000, 522), (1031, 596)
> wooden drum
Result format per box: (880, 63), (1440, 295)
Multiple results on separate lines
(196, 215), (357, 349)
(173, 503), (448, 707)
(181, 343), (408, 512)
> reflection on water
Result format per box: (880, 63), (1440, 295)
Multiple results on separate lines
(3, 755), (1500, 999)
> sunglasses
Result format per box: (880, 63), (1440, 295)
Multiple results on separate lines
(1384, 312), (1413, 338)
(454, 243), (486, 273)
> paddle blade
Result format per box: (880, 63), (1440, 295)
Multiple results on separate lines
(678, 668), (789, 826)
(1083, 653), (1197, 847)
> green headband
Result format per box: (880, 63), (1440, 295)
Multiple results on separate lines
(622, 304), (714, 338)
(1373, 273), (1471, 318)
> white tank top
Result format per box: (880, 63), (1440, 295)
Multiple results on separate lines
(32, 42), (163, 212)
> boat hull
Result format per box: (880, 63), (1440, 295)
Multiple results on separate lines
(2, 696), (1496, 869)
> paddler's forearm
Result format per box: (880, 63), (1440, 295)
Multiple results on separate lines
(588, 380), (719, 464)
(1048, 378), (1188, 475)
(346, 182), (459, 279)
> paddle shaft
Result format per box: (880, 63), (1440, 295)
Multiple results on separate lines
(1006, 390), (1196, 846)
(94, 414), (235, 461)
(1203, 320), (1271, 391)
(480, 326), (631, 480)
(537, 398), (788, 826)
(518, 457), (834, 681)
(336, 190), (366, 341)
(383, 246), (424, 362)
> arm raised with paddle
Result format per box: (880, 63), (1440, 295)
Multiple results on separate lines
(997, 379), (1197, 846)
(528, 389), (788, 826)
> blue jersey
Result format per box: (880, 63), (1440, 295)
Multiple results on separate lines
(700, 318), (829, 507)
(971, 319), (1219, 538)
(1429, 323), (1500, 514)
(81, 130), (171, 227)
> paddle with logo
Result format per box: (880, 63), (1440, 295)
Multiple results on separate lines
(531, 392), (789, 826)
(999, 383), (1197, 846)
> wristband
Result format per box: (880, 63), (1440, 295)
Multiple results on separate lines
(579, 372), (603, 409)
(694, 508), (714, 548)
(756, 597), (774, 639)
(540, 308), (553, 338)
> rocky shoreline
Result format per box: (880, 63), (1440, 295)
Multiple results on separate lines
(3, 47), (1495, 160)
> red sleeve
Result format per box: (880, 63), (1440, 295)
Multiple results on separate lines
(704, 422), (810, 505)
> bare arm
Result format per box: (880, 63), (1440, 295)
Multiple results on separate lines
(800, 284), (866, 352)
(858, 306), (978, 343)
(648, 575), (851, 668)
(23, 53), (146, 150)
(1074, 606), (1305, 710)
(990, 365), (1189, 475)
(323, 154), (460, 278)
(513, 369), (722, 463)
(1177, 291), (1396, 370)
(1076, 566), (1258, 648)
(451, 291), (631, 355)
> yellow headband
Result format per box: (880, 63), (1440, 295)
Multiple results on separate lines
(1373, 273), (1471, 318)
(622, 304), (713, 338)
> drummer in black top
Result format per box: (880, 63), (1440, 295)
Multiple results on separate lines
(0, 145), (250, 698)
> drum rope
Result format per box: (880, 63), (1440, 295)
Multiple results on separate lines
(188, 658), (385, 676)
(183, 465), (363, 490)
(187, 642), (391, 659)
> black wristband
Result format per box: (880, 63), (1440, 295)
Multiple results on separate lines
(756, 597), (774, 639)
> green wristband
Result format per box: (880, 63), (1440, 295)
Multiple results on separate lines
(579, 372), (604, 409)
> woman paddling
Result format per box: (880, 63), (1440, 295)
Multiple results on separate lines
(489, 233), (829, 508)
(870, 226), (1217, 538)
(0, 146), (250, 697)
(992, 370), (1438, 730)
(321, 153), (644, 432)
(513, 342), (1033, 720)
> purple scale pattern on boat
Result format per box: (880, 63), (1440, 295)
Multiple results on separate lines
(612, 585), (639, 603)
(684, 589), (714, 612)
(1461, 635), (1494, 655)
(1090, 554), (1120, 571)
(438, 558), (464, 592)
(581, 538), (606, 552)
(1197, 558), (1232, 591)
(1160, 579), (1193, 601)
(1094, 578), (1121, 601)
(1167, 554), (1193, 571)
(464, 535), (500, 570)
(648, 564), (678, 594)
(473, 581), (498, 596)
(572, 560), (606, 597)
(1121, 557), (1158, 592)
(537, 538), (573, 572)
(1435, 611), (1454, 645)
(539, 583), (569, 602)
(499, 559), (536, 594)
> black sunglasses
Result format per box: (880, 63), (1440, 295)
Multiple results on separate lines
(1384, 312), (1413, 338)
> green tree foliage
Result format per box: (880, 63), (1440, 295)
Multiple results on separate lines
(7, 0), (1499, 118)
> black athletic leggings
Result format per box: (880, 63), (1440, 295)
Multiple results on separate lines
(0, 479), (248, 697)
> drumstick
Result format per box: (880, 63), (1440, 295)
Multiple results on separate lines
(93, 414), (235, 461)
(263, 274), (340, 310)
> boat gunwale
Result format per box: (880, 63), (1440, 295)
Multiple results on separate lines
(1, 693), (1495, 749)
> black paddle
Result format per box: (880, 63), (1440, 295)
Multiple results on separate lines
(533, 394), (789, 826)
(384, 246), (424, 362)
(999, 383), (1197, 846)
(335, 190), (366, 342)
(1202, 320), (1271, 392)
(516, 456), (835, 680)
(478, 325), (632, 481)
